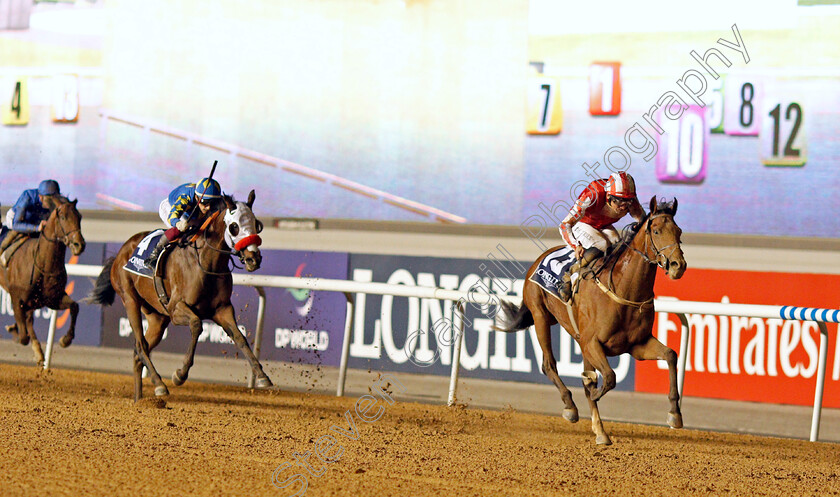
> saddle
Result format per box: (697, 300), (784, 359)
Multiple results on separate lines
(0, 231), (32, 268)
(122, 229), (173, 306)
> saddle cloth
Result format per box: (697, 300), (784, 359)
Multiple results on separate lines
(528, 246), (576, 300)
(123, 229), (165, 278)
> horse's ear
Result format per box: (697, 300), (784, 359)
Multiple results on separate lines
(671, 197), (678, 215)
(71, 199), (78, 207)
(247, 189), (256, 209)
(649, 196), (657, 214)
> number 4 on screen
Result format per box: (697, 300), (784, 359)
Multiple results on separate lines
(2, 78), (29, 126)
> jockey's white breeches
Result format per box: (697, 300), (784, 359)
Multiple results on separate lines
(570, 222), (620, 252)
(3, 209), (14, 229)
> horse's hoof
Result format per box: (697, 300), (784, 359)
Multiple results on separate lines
(172, 370), (186, 386)
(5, 324), (16, 336)
(667, 412), (683, 429)
(59, 336), (73, 348)
(596, 434), (612, 445)
(154, 385), (169, 397)
(562, 408), (579, 423)
(255, 376), (273, 389)
(19, 335), (30, 346)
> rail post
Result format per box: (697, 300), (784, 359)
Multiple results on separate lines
(247, 286), (267, 389)
(43, 310), (58, 370)
(810, 321), (829, 442)
(447, 302), (466, 407)
(336, 292), (355, 397)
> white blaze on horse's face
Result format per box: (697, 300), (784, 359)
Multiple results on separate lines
(223, 202), (262, 253)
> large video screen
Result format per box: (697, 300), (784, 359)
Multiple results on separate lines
(2, 0), (839, 237)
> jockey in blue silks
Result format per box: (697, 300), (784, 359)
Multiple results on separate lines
(1, 179), (62, 253)
(144, 177), (223, 268)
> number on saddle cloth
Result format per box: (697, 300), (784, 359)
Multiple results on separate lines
(123, 229), (166, 278)
(528, 247), (576, 300)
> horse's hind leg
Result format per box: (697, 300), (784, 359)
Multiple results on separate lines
(132, 348), (144, 402)
(631, 337), (682, 429)
(55, 293), (79, 348)
(213, 304), (273, 388)
(169, 302), (200, 386)
(533, 310), (578, 423)
(126, 298), (168, 399)
(582, 359), (611, 445)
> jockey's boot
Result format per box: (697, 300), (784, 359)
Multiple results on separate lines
(558, 247), (604, 302)
(144, 236), (169, 270)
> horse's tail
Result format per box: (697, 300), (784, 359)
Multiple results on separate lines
(85, 257), (116, 306)
(492, 299), (534, 333)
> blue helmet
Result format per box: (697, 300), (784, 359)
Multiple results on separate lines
(194, 178), (222, 201)
(38, 179), (60, 196)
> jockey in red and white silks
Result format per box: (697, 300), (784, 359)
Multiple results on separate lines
(559, 172), (644, 260)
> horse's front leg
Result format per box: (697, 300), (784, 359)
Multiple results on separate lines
(583, 339), (616, 402)
(168, 302), (201, 386)
(7, 297), (24, 344)
(213, 304), (273, 388)
(581, 340), (616, 445)
(54, 293), (79, 348)
(582, 359), (610, 445)
(24, 308), (44, 366)
(631, 337), (682, 429)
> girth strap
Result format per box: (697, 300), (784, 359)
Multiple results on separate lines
(593, 278), (653, 312)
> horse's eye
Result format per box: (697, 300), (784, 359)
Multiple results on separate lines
(255, 220), (263, 233)
(229, 223), (239, 237)
(653, 230), (660, 235)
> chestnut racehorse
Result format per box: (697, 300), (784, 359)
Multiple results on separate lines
(496, 197), (686, 445)
(87, 190), (273, 401)
(0, 197), (86, 365)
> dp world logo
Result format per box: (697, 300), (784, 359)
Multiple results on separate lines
(288, 263), (313, 316)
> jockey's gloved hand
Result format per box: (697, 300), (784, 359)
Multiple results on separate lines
(176, 219), (189, 232)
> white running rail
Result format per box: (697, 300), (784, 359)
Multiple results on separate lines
(50, 264), (838, 442)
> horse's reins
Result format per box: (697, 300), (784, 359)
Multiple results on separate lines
(32, 206), (81, 279)
(586, 213), (678, 311)
(185, 210), (238, 276)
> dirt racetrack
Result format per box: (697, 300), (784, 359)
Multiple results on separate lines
(1, 363), (838, 497)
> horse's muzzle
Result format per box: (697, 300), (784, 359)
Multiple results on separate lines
(70, 235), (86, 256)
(240, 248), (262, 272)
(667, 258), (686, 279)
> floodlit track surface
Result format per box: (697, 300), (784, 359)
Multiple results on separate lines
(1, 363), (839, 497)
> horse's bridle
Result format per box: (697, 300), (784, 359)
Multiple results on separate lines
(31, 206), (82, 278)
(634, 213), (681, 271)
(40, 205), (82, 247)
(187, 211), (252, 276)
(584, 213), (680, 311)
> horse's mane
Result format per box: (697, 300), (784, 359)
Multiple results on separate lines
(601, 198), (678, 266)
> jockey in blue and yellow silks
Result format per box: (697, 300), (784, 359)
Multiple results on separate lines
(1, 179), (63, 254)
(144, 177), (223, 269)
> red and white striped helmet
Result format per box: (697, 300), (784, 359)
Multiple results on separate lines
(605, 172), (636, 199)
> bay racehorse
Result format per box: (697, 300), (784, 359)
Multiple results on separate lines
(87, 190), (273, 401)
(0, 197), (86, 365)
(496, 197), (686, 444)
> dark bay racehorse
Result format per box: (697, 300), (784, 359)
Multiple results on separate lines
(0, 197), (85, 365)
(496, 197), (686, 444)
(87, 190), (273, 401)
